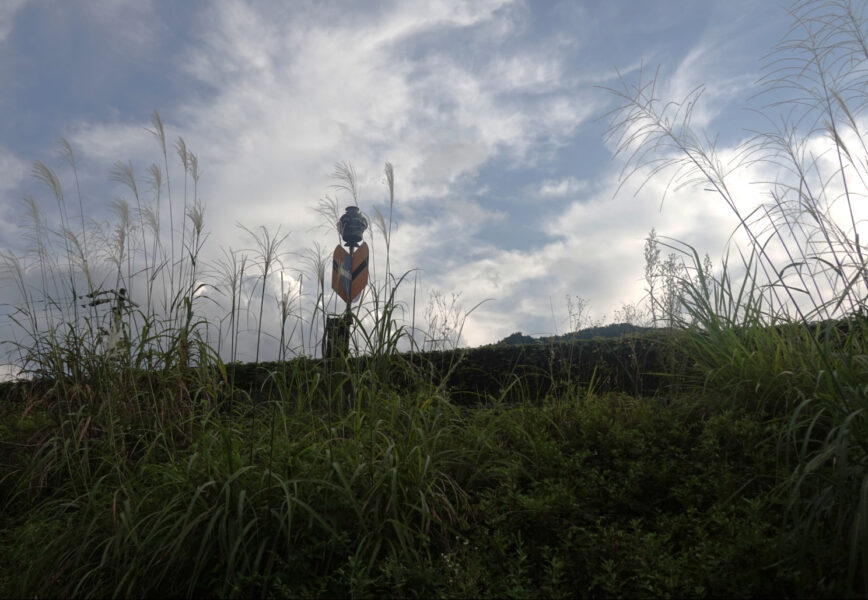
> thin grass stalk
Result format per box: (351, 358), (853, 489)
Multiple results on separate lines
(176, 137), (190, 297)
(147, 110), (176, 298)
(240, 225), (289, 364)
(58, 139), (90, 284)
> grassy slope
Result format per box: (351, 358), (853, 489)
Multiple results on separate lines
(0, 353), (841, 598)
(3, 2), (867, 592)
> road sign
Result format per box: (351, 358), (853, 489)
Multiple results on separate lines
(331, 242), (369, 302)
(349, 242), (369, 300)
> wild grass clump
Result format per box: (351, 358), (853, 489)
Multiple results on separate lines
(3, 374), (805, 598)
(606, 0), (868, 592)
(0, 112), (498, 597)
(2, 384), (485, 597)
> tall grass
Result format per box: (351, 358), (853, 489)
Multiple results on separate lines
(12, 6), (868, 590)
(0, 116), (492, 596)
(606, 0), (868, 590)
(0, 116), (855, 599)
(4, 378), (487, 597)
(0, 126), (430, 379)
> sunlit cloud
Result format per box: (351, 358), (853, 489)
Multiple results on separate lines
(539, 176), (588, 197)
(0, 0), (809, 360)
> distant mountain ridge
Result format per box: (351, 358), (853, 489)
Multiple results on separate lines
(496, 323), (653, 346)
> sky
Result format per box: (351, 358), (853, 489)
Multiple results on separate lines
(0, 0), (841, 367)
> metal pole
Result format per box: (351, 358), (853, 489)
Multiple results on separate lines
(341, 243), (356, 405)
(345, 243), (355, 354)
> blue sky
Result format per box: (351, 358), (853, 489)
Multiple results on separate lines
(0, 0), (811, 363)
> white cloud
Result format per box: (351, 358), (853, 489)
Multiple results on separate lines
(67, 121), (156, 165)
(427, 140), (786, 346)
(80, 0), (165, 50)
(3, 0), (825, 358)
(539, 176), (588, 197)
(122, 0), (602, 262)
(0, 145), (28, 251)
(47, 1), (704, 351)
(487, 53), (564, 94)
(0, 145), (26, 195)
(0, 0), (29, 43)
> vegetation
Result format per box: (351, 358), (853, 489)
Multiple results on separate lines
(0, 376), (796, 598)
(1, 0), (868, 596)
(605, 0), (868, 594)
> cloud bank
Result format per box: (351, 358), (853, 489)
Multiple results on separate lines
(0, 0), (810, 364)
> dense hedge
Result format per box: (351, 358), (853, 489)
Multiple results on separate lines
(220, 330), (693, 405)
(0, 330), (693, 405)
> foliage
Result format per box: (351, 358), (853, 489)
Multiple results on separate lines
(1, 365), (831, 598)
(606, 0), (868, 593)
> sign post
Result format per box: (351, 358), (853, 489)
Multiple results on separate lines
(328, 206), (368, 359)
(331, 242), (368, 306)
